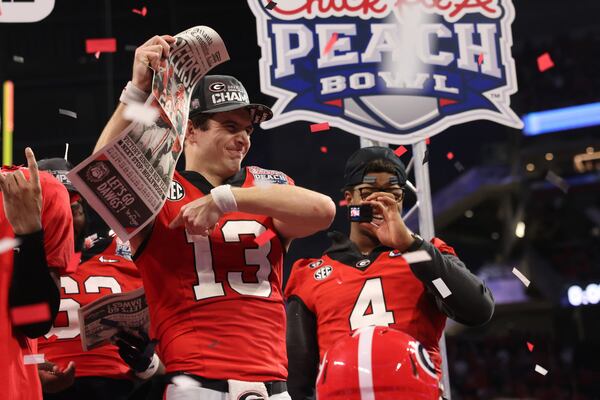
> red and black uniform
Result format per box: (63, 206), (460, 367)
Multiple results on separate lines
(0, 168), (74, 400)
(285, 231), (495, 400)
(135, 167), (293, 385)
(38, 235), (142, 399)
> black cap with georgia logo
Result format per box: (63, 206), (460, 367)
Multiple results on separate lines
(188, 75), (273, 124)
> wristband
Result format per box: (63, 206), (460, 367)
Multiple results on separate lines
(210, 184), (238, 213)
(135, 353), (161, 380)
(119, 81), (150, 105)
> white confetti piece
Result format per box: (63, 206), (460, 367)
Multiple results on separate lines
(12, 55), (24, 63)
(0, 238), (20, 255)
(402, 250), (432, 264)
(545, 171), (569, 194)
(432, 278), (452, 298)
(58, 109), (77, 119)
(535, 364), (548, 376)
(512, 267), (530, 287)
(123, 102), (159, 125)
(23, 354), (45, 365)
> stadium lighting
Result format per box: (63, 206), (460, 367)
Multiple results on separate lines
(515, 221), (526, 238)
(523, 102), (600, 135)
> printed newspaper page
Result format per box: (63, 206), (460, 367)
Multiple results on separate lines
(68, 26), (229, 240)
(78, 287), (148, 352)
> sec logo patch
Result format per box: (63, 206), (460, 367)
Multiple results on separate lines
(309, 259), (324, 269)
(167, 180), (185, 201)
(314, 265), (333, 281)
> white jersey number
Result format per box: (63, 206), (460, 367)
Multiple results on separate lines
(187, 220), (273, 301)
(349, 278), (395, 330)
(45, 275), (122, 340)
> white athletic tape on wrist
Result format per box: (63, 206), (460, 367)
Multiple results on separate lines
(211, 184), (238, 213)
(135, 353), (161, 380)
(119, 81), (150, 105)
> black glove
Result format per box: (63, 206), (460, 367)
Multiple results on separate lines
(113, 329), (157, 373)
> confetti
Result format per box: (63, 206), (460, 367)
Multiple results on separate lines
(545, 171), (569, 193)
(394, 145), (408, 157)
(132, 6), (147, 16)
(535, 364), (548, 376)
(422, 149), (430, 165)
(338, 199), (348, 207)
(478, 53), (484, 65)
(512, 267), (530, 287)
(425, 137), (430, 145)
(85, 38), (117, 55)
(123, 102), (159, 125)
(446, 152), (454, 160)
(537, 52), (554, 72)
(10, 303), (51, 326)
(23, 354), (45, 365)
(12, 55), (24, 63)
(265, 1), (277, 10)
(310, 122), (330, 133)
(432, 278), (452, 298)
(320, 146), (328, 153)
(402, 250), (432, 264)
(323, 33), (339, 55)
(47, 334), (58, 343)
(0, 237), (19, 254)
(58, 109), (77, 119)
(254, 229), (276, 247)
(527, 342), (534, 352)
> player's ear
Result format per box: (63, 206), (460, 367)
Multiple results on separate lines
(185, 119), (197, 144)
(343, 188), (354, 204)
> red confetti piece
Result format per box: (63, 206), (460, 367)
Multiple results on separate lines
(132, 6), (147, 16)
(254, 229), (276, 247)
(527, 342), (534, 352)
(537, 52), (554, 72)
(425, 137), (430, 145)
(85, 38), (117, 55)
(310, 122), (330, 133)
(394, 145), (408, 157)
(338, 199), (348, 207)
(324, 99), (342, 107)
(11, 303), (51, 326)
(320, 146), (328, 153)
(446, 151), (454, 160)
(47, 334), (58, 343)
(323, 32), (339, 55)
(478, 53), (484, 65)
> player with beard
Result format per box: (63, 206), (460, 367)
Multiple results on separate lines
(285, 147), (495, 400)
(92, 34), (336, 399)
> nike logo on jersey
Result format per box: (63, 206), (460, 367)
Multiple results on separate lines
(99, 256), (119, 263)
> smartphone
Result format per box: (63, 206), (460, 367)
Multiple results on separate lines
(348, 205), (373, 222)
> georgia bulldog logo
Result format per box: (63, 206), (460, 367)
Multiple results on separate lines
(238, 392), (265, 400)
(85, 161), (110, 183)
(248, 0), (523, 144)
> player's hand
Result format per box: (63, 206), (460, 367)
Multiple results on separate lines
(38, 361), (76, 394)
(132, 34), (176, 92)
(168, 195), (222, 236)
(114, 329), (154, 372)
(360, 193), (414, 251)
(0, 147), (43, 235)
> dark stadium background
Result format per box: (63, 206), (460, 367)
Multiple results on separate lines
(1, 1), (599, 398)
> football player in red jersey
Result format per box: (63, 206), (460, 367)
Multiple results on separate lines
(92, 35), (336, 399)
(285, 146), (495, 400)
(35, 158), (157, 399)
(0, 148), (74, 400)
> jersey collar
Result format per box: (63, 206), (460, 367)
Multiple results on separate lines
(324, 231), (392, 270)
(179, 168), (248, 194)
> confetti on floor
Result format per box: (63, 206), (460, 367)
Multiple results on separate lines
(402, 250), (432, 264)
(323, 32), (339, 55)
(10, 303), (51, 326)
(254, 229), (276, 247)
(432, 278), (452, 298)
(23, 354), (45, 365)
(310, 122), (330, 133)
(12, 55), (24, 63)
(265, 1), (277, 10)
(58, 108), (77, 119)
(394, 145), (408, 157)
(123, 102), (159, 125)
(85, 38), (117, 55)
(535, 364), (548, 376)
(132, 6), (147, 16)
(545, 170), (569, 193)
(537, 52), (554, 72)
(527, 342), (534, 352)
(320, 146), (328, 153)
(512, 267), (531, 287)
(0, 238), (19, 254)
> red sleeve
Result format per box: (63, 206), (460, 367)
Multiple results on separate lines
(40, 172), (74, 269)
(431, 237), (457, 257)
(285, 258), (315, 312)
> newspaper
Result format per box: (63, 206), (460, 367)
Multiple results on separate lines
(78, 287), (148, 351)
(68, 26), (230, 240)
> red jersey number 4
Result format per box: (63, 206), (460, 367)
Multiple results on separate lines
(349, 278), (395, 330)
(186, 220), (273, 300)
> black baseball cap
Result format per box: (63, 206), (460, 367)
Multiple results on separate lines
(343, 146), (407, 188)
(188, 75), (273, 124)
(37, 158), (77, 193)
